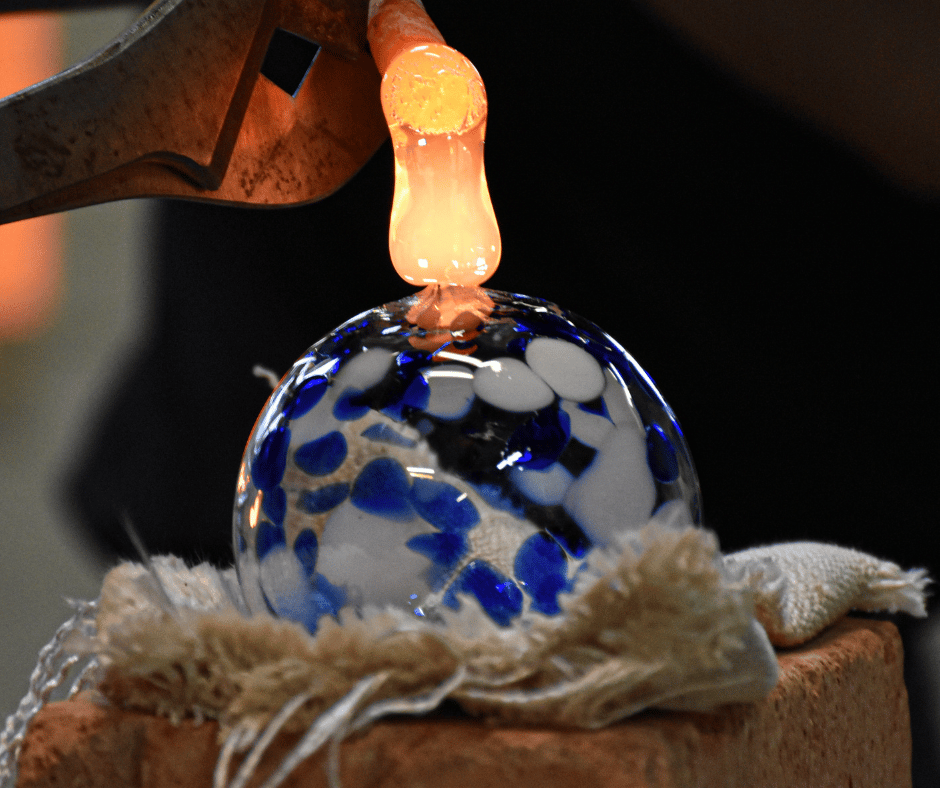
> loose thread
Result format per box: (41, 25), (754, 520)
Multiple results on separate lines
(255, 673), (388, 788)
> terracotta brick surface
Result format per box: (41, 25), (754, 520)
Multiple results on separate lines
(17, 617), (911, 788)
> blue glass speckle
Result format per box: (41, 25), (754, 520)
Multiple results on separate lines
(406, 531), (467, 569)
(312, 573), (347, 618)
(646, 423), (679, 483)
(507, 406), (571, 470)
(350, 457), (414, 520)
(404, 373), (431, 406)
(333, 388), (370, 421)
(255, 520), (286, 561)
(283, 376), (328, 420)
(300, 482), (350, 514)
(252, 424), (290, 492)
(456, 561), (524, 626)
(293, 573), (348, 634)
(506, 334), (529, 356)
(294, 528), (318, 577)
(409, 478), (480, 532)
(295, 431), (347, 476)
(361, 423), (417, 448)
(261, 486), (287, 526)
(441, 582), (461, 610)
(380, 375), (430, 422)
(514, 533), (570, 615)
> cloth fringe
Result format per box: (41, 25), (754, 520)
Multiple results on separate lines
(0, 599), (99, 788)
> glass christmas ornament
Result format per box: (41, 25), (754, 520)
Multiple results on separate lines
(234, 288), (699, 632)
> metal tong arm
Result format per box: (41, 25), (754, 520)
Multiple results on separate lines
(0, 0), (387, 225)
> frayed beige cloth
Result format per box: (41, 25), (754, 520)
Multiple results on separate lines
(728, 541), (930, 647)
(1, 516), (928, 788)
(78, 518), (778, 736)
(66, 516), (929, 742)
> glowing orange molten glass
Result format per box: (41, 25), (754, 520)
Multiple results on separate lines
(380, 44), (501, 287)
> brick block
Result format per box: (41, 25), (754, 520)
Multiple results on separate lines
(17, 617), (911, 788)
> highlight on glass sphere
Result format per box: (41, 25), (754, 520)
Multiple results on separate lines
(233, 289), (700, 632)
(380, 43), (501, 287)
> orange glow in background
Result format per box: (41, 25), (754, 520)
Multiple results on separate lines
(380, 43), (501, 287)
(0, 14), (63, 341)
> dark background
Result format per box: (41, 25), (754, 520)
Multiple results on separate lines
(64, 1), (937, 781)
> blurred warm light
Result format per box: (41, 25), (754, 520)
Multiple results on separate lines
(0, 13), (63, 341)
(380, 44), (501, 287)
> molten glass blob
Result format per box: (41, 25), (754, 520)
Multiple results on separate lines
(380, 44), (501, 286)
(234, 290), (700, 633)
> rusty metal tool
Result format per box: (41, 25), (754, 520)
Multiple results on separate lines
(0, 0), (389, 226)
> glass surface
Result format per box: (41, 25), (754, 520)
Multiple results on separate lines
(234, 289), (700, 631)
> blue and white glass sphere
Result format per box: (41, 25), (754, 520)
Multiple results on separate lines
(234, 289), (700, 632)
